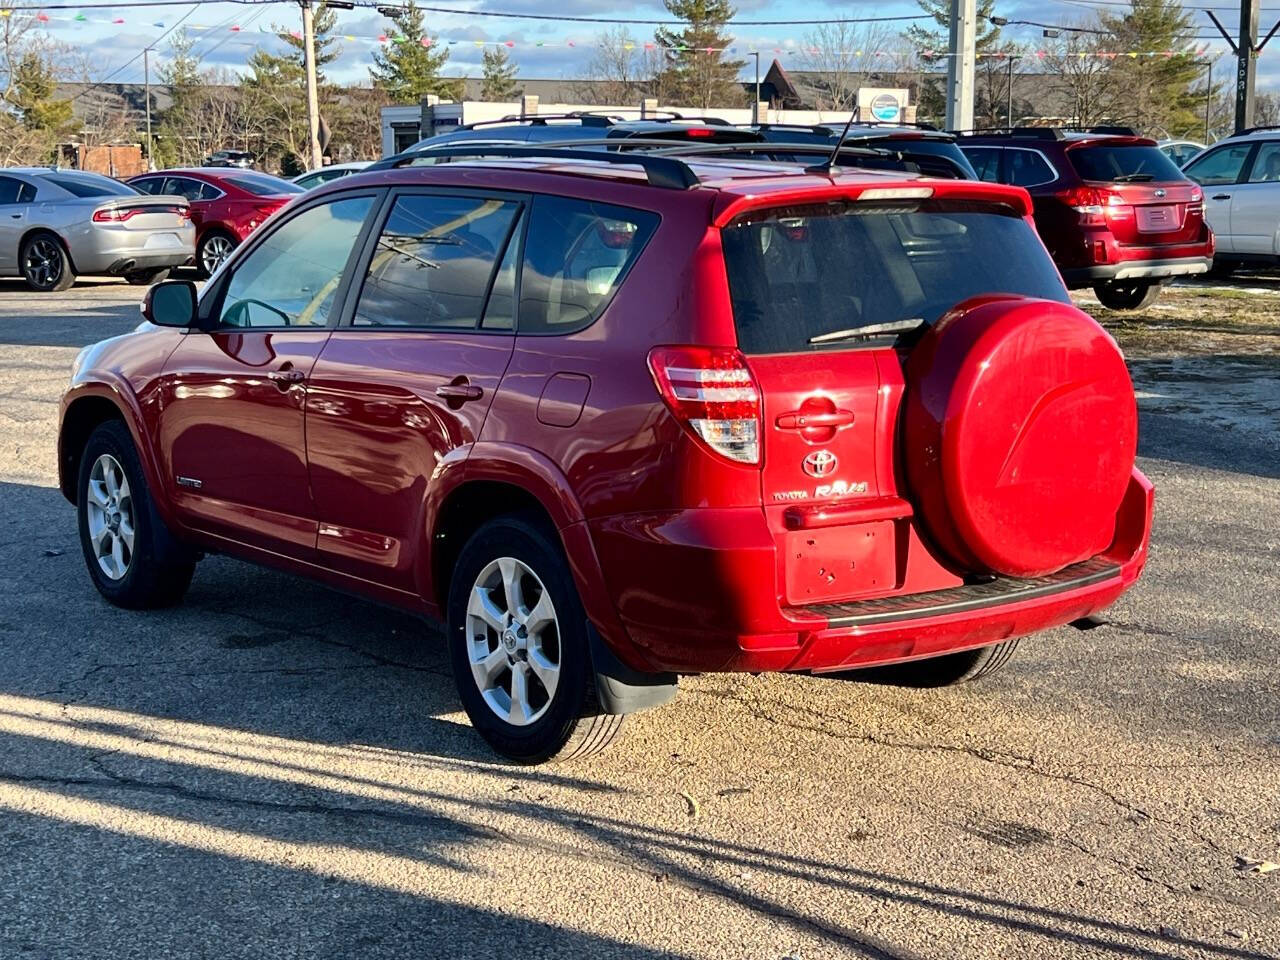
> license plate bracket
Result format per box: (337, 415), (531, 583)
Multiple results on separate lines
(1136, 205), (1178, 232)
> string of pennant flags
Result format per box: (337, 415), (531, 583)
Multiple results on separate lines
(0, 8), (1226, 60)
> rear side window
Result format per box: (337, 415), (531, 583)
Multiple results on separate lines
(354, 193), (521, 328)
(0, 176), (24, 204)
(1184, 143), (1252, 185)
(965, 147), (1001, 183)
(721, 201), (1069, 355)
(1068, 144), (1185, 183)
(518, 196), (658, 334)
(1006, 149), (1056, 187)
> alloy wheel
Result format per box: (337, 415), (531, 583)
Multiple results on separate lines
(84, 453), (135, 581)
(201, 235), (234, 274)
(465, 557), (561, 726)
(24, 238), (62, 288)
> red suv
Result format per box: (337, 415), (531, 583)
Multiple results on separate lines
(128, 169), (302, 278)
(959, 128), (1213, 309)
(60, 147), (1153, 762)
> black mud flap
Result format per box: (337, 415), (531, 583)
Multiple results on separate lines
(588, 623), (678, 716)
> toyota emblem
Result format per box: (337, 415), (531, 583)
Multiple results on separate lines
(802, 450), (838, 478)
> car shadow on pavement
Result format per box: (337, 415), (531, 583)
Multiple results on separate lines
(1, 479), (1275, 959)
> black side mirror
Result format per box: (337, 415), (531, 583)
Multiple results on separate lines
(142, 280), (198, 328)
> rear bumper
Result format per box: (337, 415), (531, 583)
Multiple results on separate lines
(67, 226), (196, 275)
(587, 468), (1154, 675)
(1062, 256), (1211, 285)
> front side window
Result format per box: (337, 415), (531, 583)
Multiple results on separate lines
(353, 193), (520, 328)
(721, 200), (1069, 355)
(217, 195), (374, 328)
(131, 177), (162, 195)
(1006, 149), (1056, 187)
(518, 195), (658, 334)
(1184, 143), (1252, 186)
(162, 177), (204, 202)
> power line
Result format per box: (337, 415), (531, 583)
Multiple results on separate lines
(70, 4), (199, 102)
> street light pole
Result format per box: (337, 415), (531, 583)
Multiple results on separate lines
(301, 0), (323, 170)
(143, 46), (153, 169)
(750, 52), (761, 124)
(1006, 54), (1015, 126)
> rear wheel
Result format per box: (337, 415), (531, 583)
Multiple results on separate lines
(447, 514), (624, 763)
(1093, 279), (1162, 310)
(124, 267), (170, 286)
(21, 232), (75, 292)
(849, 641), (1020, 688)
(196, 230), (236, 278)
(76, 420), (196, 609)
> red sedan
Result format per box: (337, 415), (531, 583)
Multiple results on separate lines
(128, 168), (302, 277)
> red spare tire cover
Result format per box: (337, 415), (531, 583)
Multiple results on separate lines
(902, 295), (1137, 578)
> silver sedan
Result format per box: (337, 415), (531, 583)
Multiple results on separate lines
(0, 168), (195, 291)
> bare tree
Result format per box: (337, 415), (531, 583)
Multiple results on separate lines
(798, 22), (893, 111)
(1040, 28), (1123, 127)
(575, 28), (653, 105)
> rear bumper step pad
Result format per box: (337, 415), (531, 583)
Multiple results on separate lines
(792, 556), (1121, 627)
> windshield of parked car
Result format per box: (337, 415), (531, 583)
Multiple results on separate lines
(38, 172), (140, 198)
(227, 172), (304, 196)
(721, 199), (1069, 354)
(1068, 144), (1186, 182)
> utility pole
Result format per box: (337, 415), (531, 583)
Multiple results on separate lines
(945, 0), (976, 131)
(1207, 1), (1280, 134)
(143, 47), (154, 170)
(749, 51), (760, 125)
(301, 0), (323, 170)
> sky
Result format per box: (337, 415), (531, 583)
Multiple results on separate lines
(28, 0), (1280, 90)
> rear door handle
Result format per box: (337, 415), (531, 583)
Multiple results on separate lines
(435, 382), (483, 403)
(776, 409), (854, 430)
(1211, 194), (1232, 200)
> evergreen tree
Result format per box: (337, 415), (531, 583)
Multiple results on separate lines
(480, 47), (519, 101)
(13, 51), (73, 133)
(276, 1), (342, 84)
(1099, 0), (1203, 136)
(653, 0), (745, 108)
(369, 1), (461, 104)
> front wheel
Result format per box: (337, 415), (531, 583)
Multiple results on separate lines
(21, 233), (75, 292)
(77, 420), (196, 609)
(447, 514), (624, 763)
(1093, 279), (1162, 310)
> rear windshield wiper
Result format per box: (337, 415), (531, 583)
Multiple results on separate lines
(1111, 173), (1156, 182)
(808, 318), (925, 344)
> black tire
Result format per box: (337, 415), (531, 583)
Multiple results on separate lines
(1093, 280), (1162, 310)
(1206, 258), (1238, 280)
(124, 267), (170, 286)
(76, 420), (196, 609)
(447, 514), (624, 763)
(21, 232), (75, 292)
(195, 230), (237, 279)
(844, 640), (1020, 688)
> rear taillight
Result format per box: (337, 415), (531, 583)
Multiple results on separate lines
(1058, 186), (1131, 225)
(647, 345), (761, 465)
(93, 204), (187, 222)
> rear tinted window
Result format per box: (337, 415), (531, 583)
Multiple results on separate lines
(518, 195), (658, 334)
(721, 201), (1069, 355)
(227, 172), (303, 196)
(39, 173), (138, 197)
(1068, 144), (1185, 182)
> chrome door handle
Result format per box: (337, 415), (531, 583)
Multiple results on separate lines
(268, 368), (305, 385)
(435, 383), (483, 402)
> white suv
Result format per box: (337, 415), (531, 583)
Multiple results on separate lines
(1183, 127), (1280, 273)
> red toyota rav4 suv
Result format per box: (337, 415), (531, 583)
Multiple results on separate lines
(59, 147), (1153, 762)
(959, 128), (1213, 309)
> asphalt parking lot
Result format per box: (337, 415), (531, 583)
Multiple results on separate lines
(0, 276), (1276, 959)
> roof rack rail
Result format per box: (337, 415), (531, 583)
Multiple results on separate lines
(952, 126), (1065, 139)
(653, 140), (889, 160)
(458, 113), (617, 130)
(382, 143), (699, 189)
(576, 108), (685, 119)
(1236, 123), (1280, 135)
